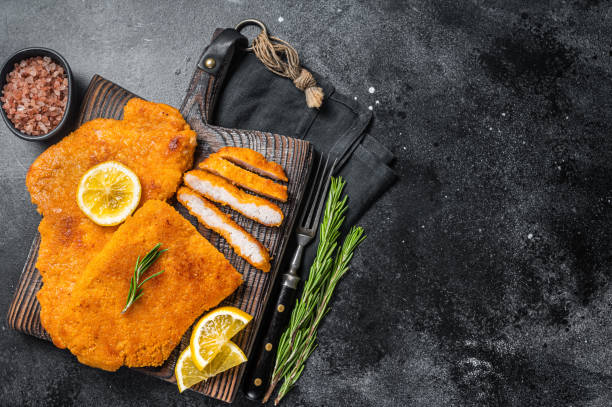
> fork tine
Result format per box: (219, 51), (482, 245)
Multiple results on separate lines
(298, 152), (325, 226)
(303, 154), (333, 229)
(308, 157), (337, 230)
(302, 153), (328, 228)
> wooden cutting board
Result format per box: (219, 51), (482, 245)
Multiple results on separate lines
(6, 74), (313, 403)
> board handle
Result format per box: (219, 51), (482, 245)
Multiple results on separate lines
(244, 276), (297, 401)
(195, 28), (247, 124)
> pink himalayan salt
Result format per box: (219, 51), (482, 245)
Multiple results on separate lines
(1, 56), (68, 136)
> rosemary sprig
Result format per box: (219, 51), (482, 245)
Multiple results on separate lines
(263, 177), (366, 404)
(121, 243), (167, 314)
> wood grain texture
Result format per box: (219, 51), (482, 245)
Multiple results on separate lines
(7, 74), (312, 403)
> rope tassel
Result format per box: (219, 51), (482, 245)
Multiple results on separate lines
(252, 31), (324, 109)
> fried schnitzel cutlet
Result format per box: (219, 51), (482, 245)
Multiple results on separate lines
(26, 98), (197, 348)
(184, 170), (284, 227)
(57, 200), (242, 371)
(27, 99), (196, 217)
(178, 187), (271, 272)
(199, 154), (288, 202)
(216, 146), (288, 182)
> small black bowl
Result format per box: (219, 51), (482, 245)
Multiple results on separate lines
(0, 47), (74, 142)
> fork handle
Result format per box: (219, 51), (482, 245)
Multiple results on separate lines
(244, 274), (298, 401)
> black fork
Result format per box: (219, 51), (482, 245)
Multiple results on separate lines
(244, 153), (336, 401)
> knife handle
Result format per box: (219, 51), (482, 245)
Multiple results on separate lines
(244, 276), (298, 401)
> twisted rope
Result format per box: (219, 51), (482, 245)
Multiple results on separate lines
(252, 31), (324, 108)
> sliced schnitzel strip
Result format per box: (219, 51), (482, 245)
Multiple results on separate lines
(216, 146), (288, 182)
(58, 200), (242, 371)
(184, 170), (284, 227)
(178, 187), (271, 272)
(199, 155), (288, 202)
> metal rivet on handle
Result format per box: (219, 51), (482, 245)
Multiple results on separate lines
(265, 343), (273, 351)
(254, 378), (262, 386)
(277, 304), (285, 312)
(204, 58), (216, 69)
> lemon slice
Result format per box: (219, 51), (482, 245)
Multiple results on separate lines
(77, 161), (141, 226)
(175, 341), (247, 393)
(190, 306), (252, 371)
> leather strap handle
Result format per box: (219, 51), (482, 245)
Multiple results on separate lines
(196, 28), (247, 123)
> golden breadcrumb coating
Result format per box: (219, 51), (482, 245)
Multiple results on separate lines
(216, 146), (288, 182)
(178, 187), (271, 272)
(57, 200), (242, 371)
(26, 98), (197, 348)
(27, 99), (196, 217)
(199, 154), (288, 202)
(184, 170), (284, 227)
(36, 214), (114, 349)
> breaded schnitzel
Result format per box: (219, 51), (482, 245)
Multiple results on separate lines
(57, 200), (242, 371)
(177, 187), (271, 272)
(184, 170), (284, 227)
(199, 154), (288, 202)
(26, 98), (197, 349)
(27, 99), (196, 216)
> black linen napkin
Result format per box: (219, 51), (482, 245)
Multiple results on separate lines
(197, 28), (397, 272)
(211, 51), (397, 228)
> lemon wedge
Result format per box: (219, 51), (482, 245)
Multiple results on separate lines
(76, 161), (141, 226)
(175, 341), (247, 393)
(190, 306), (252, 371)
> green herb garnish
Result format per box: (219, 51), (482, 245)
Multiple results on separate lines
(264, 177), (366, 404)
(121, 243), (167, 314)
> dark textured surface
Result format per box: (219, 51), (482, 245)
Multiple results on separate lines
(1, 1), (611, 406)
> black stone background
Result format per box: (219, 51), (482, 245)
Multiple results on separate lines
(1, 1), (611, 406)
